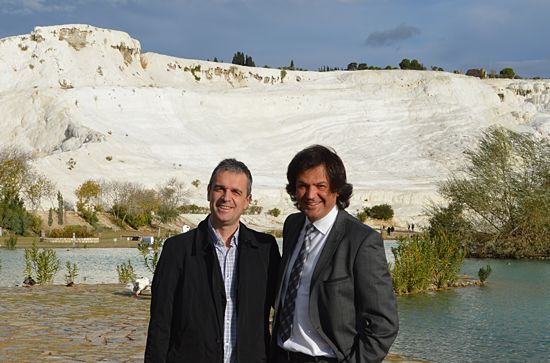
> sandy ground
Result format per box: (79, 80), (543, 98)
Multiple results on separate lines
(0, 284), (426, 362)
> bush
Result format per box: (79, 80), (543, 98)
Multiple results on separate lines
(48, 225), (95, 238)
(179, 204), (209, 214)
(499, 67), (516, 79)
(117, 259), (136, 283)
(478, 265), (492, 284)
(0, 193), (33, 235)
(24, 242), (61, 284)
(64, 261), (78, 285)
(365, 204), (394, 220)
(434, 127), (550, 258)
(267, 208), (281, 217)
(138, 238), (162, 274)
(390, 232), (465, 294)
(244, 200), (262, 215)
(356, 211), (368, 222)
(78, 207), (98, 226)
(5, 234), (17, 249)
(157, 204), (180, 223)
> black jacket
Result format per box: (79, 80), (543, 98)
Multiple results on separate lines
(145, 217), (281, 363)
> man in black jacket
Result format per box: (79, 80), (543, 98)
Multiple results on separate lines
(145, 158), (280, 363)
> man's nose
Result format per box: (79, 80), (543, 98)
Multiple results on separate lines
(305, 187), (316, 199)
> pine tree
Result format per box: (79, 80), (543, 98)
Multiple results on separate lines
(245, 55), (255, 67)
(48, 208), (53, 227)
(57, 191), (64, 225)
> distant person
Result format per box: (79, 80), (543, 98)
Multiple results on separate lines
(411, 223), (415, 232)
(272, 145), (398, 363)
(387, 226), (391, 236)
(145, 158), (281, 363)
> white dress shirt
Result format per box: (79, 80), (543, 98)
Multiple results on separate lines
(279, 205), (339, 357)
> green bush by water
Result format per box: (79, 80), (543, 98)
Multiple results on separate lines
(24, 242), (61, 284)
(64, 261), (79, 285)
(390, 232), (465, 294)
(117, 259), (136, 283)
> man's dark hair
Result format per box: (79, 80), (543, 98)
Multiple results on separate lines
(208, 158), (253, 196)
(286, 145), (353, 209)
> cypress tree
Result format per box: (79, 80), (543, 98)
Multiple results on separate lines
(57, 191), (64, 225)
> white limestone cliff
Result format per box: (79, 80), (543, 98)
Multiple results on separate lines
(1, 24), (549, 227)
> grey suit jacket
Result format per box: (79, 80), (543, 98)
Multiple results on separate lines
(273, 209), (399, 363)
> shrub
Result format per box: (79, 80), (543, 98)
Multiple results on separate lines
(117, 259), (136, 283)
(77, 206), (98, 226)
(365, 204), (394, 220)
(499, 67), (516, 79)
(356, 211), (368, 222)
(64, 261), (78, 285)
(179, 204), (209, 214)
(5, 234), (17, 249)
(157, 204), (180, 223)
(267, 208), (281, 217)
(478, 265), (492, 284)
(48, 225), (95, 238)
(138, 238), (161, 274)
(434, 127), (550, 258)
(390, 232), (465, 294)
(280, 69), (287, 82)
(0, 193), (33, 235)
(24, 242), (61, 284)
(244, 200), (262, 215)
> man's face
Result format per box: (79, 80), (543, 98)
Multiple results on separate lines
(295, 164), (339, 222)
(207, 170), (251, 229)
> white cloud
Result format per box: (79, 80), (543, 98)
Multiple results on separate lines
(0, 0), (75, 14)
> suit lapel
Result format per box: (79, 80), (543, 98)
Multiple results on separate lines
(310, 209), (346, 290)
(236, 224), (259, 336)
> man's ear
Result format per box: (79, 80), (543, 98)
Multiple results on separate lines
(206, 185), (211, 201)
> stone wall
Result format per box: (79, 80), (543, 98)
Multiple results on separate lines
(42, 237), (99, 244)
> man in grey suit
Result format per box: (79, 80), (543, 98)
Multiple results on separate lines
(272, 145), (398, 363)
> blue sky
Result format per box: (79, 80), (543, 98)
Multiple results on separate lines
(1, 0), (549, 78)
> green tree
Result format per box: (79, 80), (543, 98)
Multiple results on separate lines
(399, 58), (425, 70)
(433, 127), (550, 258)
(347, 62), (358, 71)
(156, 177), (187, 223)
(499, 67), (516, 79)
(57, 191), (64, 225)
(245, 55), (255, 67)
(399, 58), (411, 69)
(366, 204), (394, 220)
(289, 59), (295, 70)
(0, 192), (33, 235)
(48, 208), (53, 228)
(75, 180), (101, 226)
(24, 242), (60, 284)
(232, 51), (245, 65)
